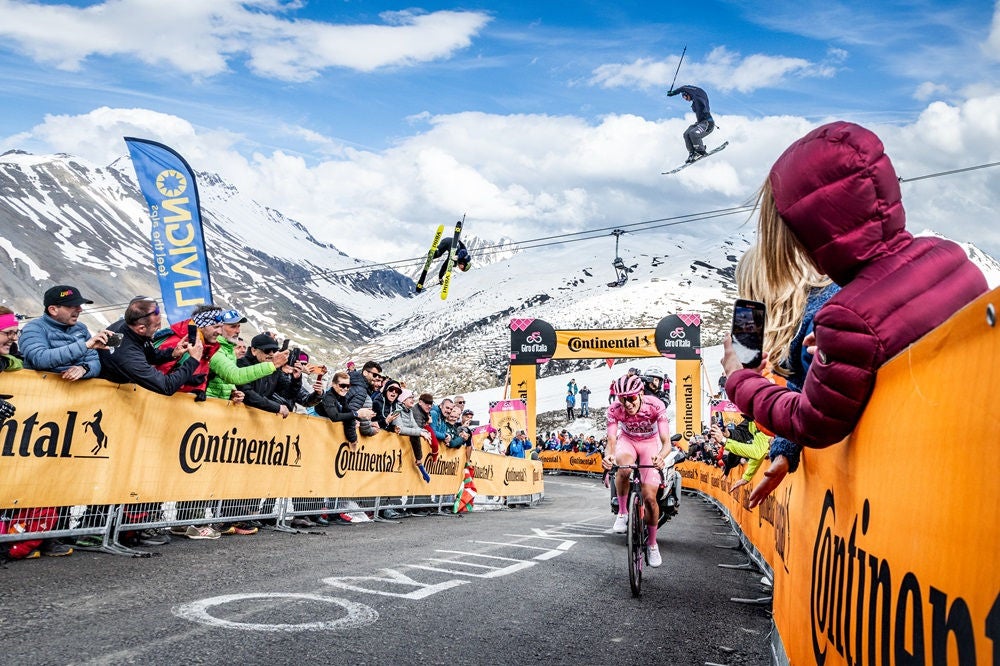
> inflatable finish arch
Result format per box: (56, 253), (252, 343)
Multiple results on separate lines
(508, 315), (702, 442)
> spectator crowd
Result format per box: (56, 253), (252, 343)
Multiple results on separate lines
(0, 284), (524, 559)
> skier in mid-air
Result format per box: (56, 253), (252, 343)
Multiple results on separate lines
(433, 236), (471, 281)
(667, 84), (715, 163)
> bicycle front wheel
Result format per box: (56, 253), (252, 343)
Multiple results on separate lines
(627, 492), (644, 597)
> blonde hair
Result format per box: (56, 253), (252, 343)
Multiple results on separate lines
(738, 180), (831, 374)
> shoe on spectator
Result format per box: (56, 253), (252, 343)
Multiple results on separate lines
(336, 513), (354, 524)
(612, 513), (628, 533)
(217, 524), (237, 536)
(648, 543), (662, 567)
(313, 515), (330, 526)
(169, 525), (189, 536)
(289, 517), (315, 529)
(41, 541), (74, 557)
(185, 525), (221, 540)
(381, 508), (403, 520)
(232, 523), (258, 535)
(74, 535), (104, 548)
(137, 529), (171, 546)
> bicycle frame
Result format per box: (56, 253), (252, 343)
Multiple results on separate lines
(605, 463), (660, 597)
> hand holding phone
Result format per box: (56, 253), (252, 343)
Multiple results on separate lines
(187, 323), (198, 346)
(731, 299), (766, 368)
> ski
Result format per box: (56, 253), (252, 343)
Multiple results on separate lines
(440, 214), (465, 301)
(415, 224), (445, 293)
(662, 141), (729, 175)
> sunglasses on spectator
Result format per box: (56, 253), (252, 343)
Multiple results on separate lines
(336, 382), (350, 389)
(134, 306), (160, 321)
(455, 400), (465, 404)
(386, 388), (400, 393)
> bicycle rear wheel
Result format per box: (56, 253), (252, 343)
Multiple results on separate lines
(627, 492), (644, 597)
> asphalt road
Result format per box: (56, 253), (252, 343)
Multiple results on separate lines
(3, 475), (773, 665)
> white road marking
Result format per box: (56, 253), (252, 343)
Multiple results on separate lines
(172, 593), (377, 632)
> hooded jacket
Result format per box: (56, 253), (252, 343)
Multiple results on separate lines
(726, 122), (987, 447)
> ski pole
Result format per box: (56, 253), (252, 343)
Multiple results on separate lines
(667, 45), (686, 94)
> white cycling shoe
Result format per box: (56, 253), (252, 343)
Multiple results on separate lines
(648, 544), (662, 567)
(612, 513), (628, 533)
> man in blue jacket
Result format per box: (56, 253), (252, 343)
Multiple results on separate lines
(20, 284), (112, 381)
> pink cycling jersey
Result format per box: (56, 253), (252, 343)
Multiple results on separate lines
(607, 394), (671, 486)
(606, 394), (670, 441)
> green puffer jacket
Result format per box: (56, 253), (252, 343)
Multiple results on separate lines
(206, 337), (276, 399)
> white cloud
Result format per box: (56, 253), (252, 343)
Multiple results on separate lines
(987, 0), (1000, 61)
(5, 95), (999, 261)
(589, 46), (840, 93)
(0, 0), (491, 80)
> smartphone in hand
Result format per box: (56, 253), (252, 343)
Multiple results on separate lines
(186, 323), (198, 345)
(731, 299), (766, 368)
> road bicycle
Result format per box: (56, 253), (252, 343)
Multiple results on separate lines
(605, 462), (660, 597)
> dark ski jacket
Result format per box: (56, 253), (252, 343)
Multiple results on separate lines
(98, 319), (199, 395)
(675, 85), (712, 123)
(236, 354), (302, 414)
(726, 122), (987, 448)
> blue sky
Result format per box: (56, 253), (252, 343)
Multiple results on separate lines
(1, 0), (998, 260)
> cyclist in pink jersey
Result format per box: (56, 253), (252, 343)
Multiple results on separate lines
(602, 374), (672, 567)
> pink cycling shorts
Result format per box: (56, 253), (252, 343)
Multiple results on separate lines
(614, 434), (661, 487)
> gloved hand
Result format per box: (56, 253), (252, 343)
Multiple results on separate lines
(666, 89), (680, 96)
(0, 398), (14, 422)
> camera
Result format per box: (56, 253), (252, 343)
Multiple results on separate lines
(105, 332), (123, 348)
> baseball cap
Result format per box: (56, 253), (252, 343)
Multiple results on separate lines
(44, 285), (93, 308)
(250, 333), (280, 352)
(462, 409), (474, 416)
(398, 389), (414, 402)
(219, 309), (248, 324)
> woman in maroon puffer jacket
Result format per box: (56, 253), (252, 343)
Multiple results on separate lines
(722, 121), (987, 451)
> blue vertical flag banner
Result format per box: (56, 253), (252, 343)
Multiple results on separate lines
(124, 137), (213, 325)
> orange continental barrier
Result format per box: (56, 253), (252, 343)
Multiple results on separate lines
(681, 288), (1000, 665)
(538, 450), (604, 474)
(0, 371), (542, 506)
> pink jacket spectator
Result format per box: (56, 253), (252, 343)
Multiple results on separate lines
(726, 121), (988, 447)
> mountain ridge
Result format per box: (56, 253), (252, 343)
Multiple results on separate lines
(2, 149), (998, 396)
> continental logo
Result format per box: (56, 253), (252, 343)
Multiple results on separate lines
(1, 411), (82, 459)
(569, 455), (597, 466)
(538, 452), (559, 462)
(424, 456), (460, 476)
(472, 464), (494, 480)
(757, 485), (790, 567)
(503, 468), (527, 486)
(565, 335), (647, 352)
(681, 375), (695, 439)
(810, 491), (987, 665)
(179, 423), (298, 474)
(333, 442), (402, 478)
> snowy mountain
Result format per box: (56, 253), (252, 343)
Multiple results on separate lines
(2, 149), (998, 399)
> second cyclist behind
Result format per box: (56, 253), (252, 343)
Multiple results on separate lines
(602, 374), (673, 567)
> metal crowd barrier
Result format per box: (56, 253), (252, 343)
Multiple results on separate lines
(1, 490), (544, 558)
